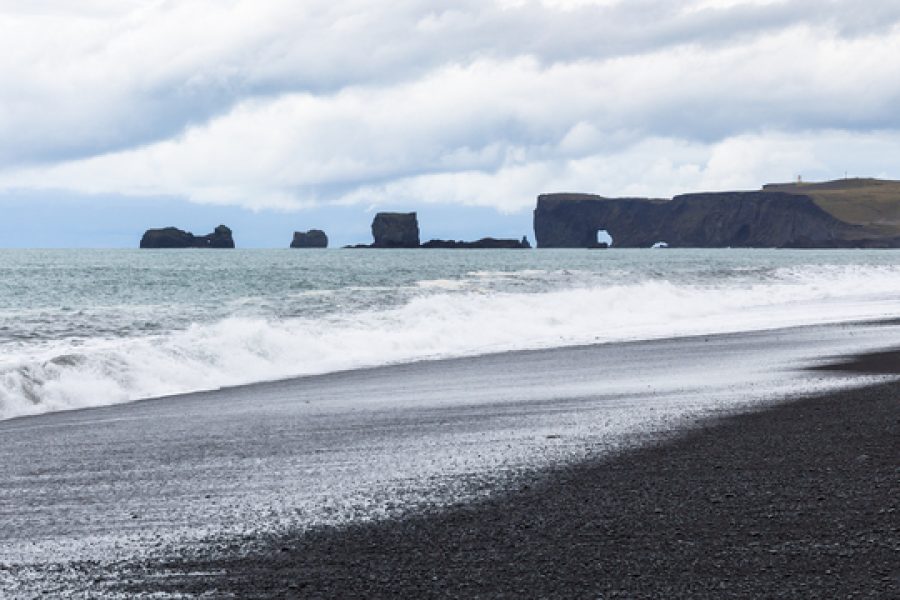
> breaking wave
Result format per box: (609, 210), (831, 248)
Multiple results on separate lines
(3, 263), (900, 420)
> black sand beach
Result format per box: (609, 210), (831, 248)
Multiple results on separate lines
(125, 375), (899, 599)
(1, 326), (898, 598)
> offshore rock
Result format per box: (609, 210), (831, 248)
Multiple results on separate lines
(291, 230), (328, 248)
(140, 225), (235, 248)
(371, 212), (420, 248)
(421, 236), (532, 249)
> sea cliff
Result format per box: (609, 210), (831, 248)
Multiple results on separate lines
(533, 179), (900, 248)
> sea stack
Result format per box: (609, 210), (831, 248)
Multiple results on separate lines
(291, 230), (328, 248)
(140, 225), (235, 248)
(371, 212), (420, 248)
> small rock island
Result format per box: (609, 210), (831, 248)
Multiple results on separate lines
(371, 212), (421, 248)
(349, 212), (531, 249)
(291, 229), (328, 248)
(140, 225), (235, 248)
(421, 236), (531, 249)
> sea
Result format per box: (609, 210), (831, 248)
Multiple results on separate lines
(2, 247), (900, 421)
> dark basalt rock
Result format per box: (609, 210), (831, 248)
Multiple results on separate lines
(421, 236), (531, 249)
(290, 230), (328, 248)
(533, 191), (880, 248)
(140, 225), (235, 248)
(371, 212), (420, 248)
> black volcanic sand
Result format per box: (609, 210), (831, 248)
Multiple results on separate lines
(814, 347), (900, 374)
(119, 379), (899, 598)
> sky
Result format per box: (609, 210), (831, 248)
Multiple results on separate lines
(2, 0), (900, 247)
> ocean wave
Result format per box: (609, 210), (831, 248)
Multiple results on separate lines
(3, 265), (900, 420)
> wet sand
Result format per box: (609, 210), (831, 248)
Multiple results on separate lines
(1, 324), (899, 597)
(125, 376), (899, 599)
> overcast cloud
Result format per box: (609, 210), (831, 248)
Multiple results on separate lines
(1, 0), (899, 214)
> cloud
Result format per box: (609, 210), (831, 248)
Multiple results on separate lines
(1, 0), (899, 212)
(332, 130), (900, 212)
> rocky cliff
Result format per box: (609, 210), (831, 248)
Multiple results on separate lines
(533, 182), (900, 248)
(140, 225), (235, 248)
(291, 229), (328, 248)
(371, 212), (420, 248)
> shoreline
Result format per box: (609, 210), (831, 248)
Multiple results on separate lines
(5, 316), (900, 427)
(2, 323), (899, 597)
(121, 378), (900, 599)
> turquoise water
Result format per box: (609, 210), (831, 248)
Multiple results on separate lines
(2, 248), (900, 418)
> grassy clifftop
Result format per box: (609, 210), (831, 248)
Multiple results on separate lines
(764, 178), (900, 236)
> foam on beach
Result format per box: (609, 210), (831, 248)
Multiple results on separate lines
(3, 262), (900, 420)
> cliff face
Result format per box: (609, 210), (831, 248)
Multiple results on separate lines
(371, 212), (420, 248)
(140, 225), (235, 248)
(291, 229), (328, 248)
(533, 191), (880, 248)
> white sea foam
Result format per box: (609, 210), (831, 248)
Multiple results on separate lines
(2, 263), (900, 420)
